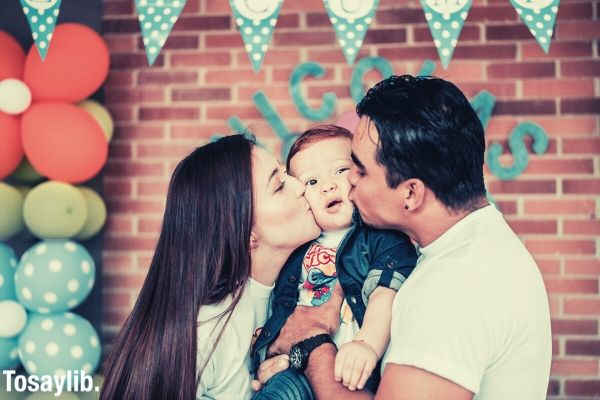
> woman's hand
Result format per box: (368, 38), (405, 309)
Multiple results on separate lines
(334, 340), (378, 391)
(251, 354), (290, 391)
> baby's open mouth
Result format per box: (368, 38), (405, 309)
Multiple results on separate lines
(325, 199), (343, 213)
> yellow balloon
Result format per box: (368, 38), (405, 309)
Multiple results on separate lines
(77, 100), (114, 142)
(75, 187), (107, 240)
(0, 182), (24, 240)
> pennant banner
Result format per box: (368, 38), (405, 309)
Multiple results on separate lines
(510, 0), (559, 53)
(20, 0), (62, 60)
(324, 0), (379, 65)
(230, 0), (284, 72)
(135, 0), (186, 66)
(421, 0), (472, 69)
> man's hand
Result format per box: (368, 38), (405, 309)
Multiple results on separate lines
(251, 354), (290, 391)
(335, 340), (378, 391)
(268, 282), (344, 356)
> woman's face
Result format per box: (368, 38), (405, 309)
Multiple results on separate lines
(251, 146), (321, 251)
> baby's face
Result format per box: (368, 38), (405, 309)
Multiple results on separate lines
(289, 137), (354, 232)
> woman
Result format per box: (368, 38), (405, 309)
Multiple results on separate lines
(100, 134), (320, 400)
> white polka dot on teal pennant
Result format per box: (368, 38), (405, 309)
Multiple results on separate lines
(18, 312), (101, 376)
(135, 0), (186, 65)
(420, 0), (473, 69)
(14, 240), (95, 313)
(510, 0), (559, 53)
(0, 243), (17, 301)
(229, 0), (284, 72)
(19, 0), (62, 60)
(323, 0), (379, 65)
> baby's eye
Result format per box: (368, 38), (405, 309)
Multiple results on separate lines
(306, 178), (318, 186)
(336, 167), (350, 175)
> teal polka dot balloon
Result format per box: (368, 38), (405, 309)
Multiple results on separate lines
(18, 312), (101, 377)
(0, 336), (20, 369)
(0, 242), (18, 301)
(15, 240), (95, 314)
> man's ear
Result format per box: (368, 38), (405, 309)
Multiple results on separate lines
(250, 231), (259, 250)
(402, 179), (425, 211)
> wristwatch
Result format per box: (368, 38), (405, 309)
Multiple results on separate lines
(289, 334), (336, 372)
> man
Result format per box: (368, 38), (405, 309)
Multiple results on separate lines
(255, 75), (552, 400)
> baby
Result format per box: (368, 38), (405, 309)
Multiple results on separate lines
(252, 124), (417, 394)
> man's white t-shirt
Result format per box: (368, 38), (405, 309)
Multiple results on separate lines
(196, 278), (273, 400)
(382, 205), (552, 399)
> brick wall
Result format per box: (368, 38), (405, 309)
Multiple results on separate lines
(101, 0), (599, 397)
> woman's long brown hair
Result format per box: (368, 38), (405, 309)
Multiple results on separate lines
(100, 135), (255, 399)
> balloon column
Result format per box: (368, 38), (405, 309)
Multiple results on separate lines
(0, 23), (111, 386)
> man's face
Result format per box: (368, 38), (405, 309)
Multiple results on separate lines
(348, 117), (405, 230)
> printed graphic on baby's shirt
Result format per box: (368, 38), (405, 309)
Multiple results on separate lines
(298, 243), (338, 307)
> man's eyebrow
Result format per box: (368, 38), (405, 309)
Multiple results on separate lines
(351, 152), (365, 169)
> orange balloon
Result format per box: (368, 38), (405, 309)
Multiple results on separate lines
(0, 112), (23, 179)
(23, 23), (109, 103)
(21, 102), (108, 183)
(0, 31), (25, 80)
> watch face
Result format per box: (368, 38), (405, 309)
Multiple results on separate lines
(289, 345), (303, 370)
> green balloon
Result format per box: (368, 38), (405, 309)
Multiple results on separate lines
(0, 183), (24, 241)
(9, 158), (44, 184)
(74, 188), (106, 240)
(23, 182), (87, 239)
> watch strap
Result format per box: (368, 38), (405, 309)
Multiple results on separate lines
(300, 333), (335, 355)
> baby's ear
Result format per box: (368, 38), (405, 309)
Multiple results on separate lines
(249, 231), (259, 250)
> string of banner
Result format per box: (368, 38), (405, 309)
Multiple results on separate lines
(20, 0), (560, 69)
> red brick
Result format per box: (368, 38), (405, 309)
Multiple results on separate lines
(564, 221), (600, 236)
(494, 200), (517, 215)
(203, 0), (229, 12)
(488, 179), (556, 194)
(103, 180), (133, 197)
(524, 159), (594, 175)
(536, 258), (561, 275)
(108, 143), (132, 159)
(308, 48), (369, 63)
(551, 359), (599, 376)
(106, 71), (134, 87)
(107, 199), (165, 214)
(277, 14), (300, 28)
(103, 1), (133, 15)
(524, 199), (596, 216)
(102, 310), (129, 326)
(206, 105), (262, 120)
(565, 380), (600, 397)
(306, 13), (330, 27)
(102, 18), (139, 33)
(137, 35), (199, 50)
(137, 181), (170, 196)
(308, 85), (350, 100)
(456, 82), (516, 98)
(506, 219), (557, 234)
(172, 88), (230, 102)
(105, 161), (165, 177)
(182, 0), (199, 14)
(105, 88), (165, 104)
(111, 54), (164, 69)
(522, 41), (593, 59)
(557, 21), (600, 40)
(170, 124), (227, 140)
(552, 319), (598, 335)
(274, 31), (336, 46)
(565, 260), (600, 275)
(139, 107), (200, 120)
(280, 0), (329, 12)
(523, 79), (595, 98)
(565, 299), (600, 315)
(561, 61), (600, 77)
(105, 35), (136, 53)
(557, 2), (594, 20)
(564, 138), (600, 154)
(363, 29), (407, 44)
(170, 52), (231, 66)
(376, 8), (425, 24)
(205, 69), (266, 84)
(553, 338), (560, 356)
(103, 292), (133, 310)
(238, 86), (291, 101)
(535, 116), (597, 136)
(452, 44), (516, 60)
(105, 215), (133, 234)
(102, 253), (134, 271)
(237, 50), (301, 67)
(105, 105), (134, 122)
(413, 25), (480, 42)
(138, 71), (198, 85)
(204, 33), (244, 47)
(137, 144), (196, 159)
(528, 240), (596, 256)
(172, 16), (230, 31)
(493, 100), (556, 115)
(468, 6), (518, 21)
(564, 179), (600, 194)
(562, 98), (600, 114)
(114, 125), (165, 140)
(138, 218), (162, 234)
(379, 46), (439, 61)
(102, 272), (148, 289)
(544, 278), (598, 293)
(486, 24), (534, 40)
(547, 380), (560, 396)
(436, 62), (485, 81)
(488, 62), (555, 79)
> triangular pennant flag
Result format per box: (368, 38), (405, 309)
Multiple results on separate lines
(323, 0), (379, 65)
(230, 0), (284, 72)
(420, 0), (473, 69)
(20, 0), (62, 60)
(510, 0), (559, 53)
(135, 0), (186, 66)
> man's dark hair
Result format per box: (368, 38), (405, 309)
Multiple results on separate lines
(356, 75), (486, 211)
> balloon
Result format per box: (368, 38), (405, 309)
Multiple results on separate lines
(22, 103), (108, 183)
(0, 300), (27, 338)
(0, 243), (18, 301)
(23, 23), (109, 103)
(18, 312), (101, 376)
(26, 393), (80, 400)
(23, 181), (87, 239)
(0, 79), (32, 114)
(74, 188), (106, 241)
(0, 31), (25, 80)
(335, 110), (360, 133)
(0, 336), (20, 370)
(0, 183), (25, 241)
(15, 240), (95, 313)
(10, 157), (44, 184)
(0, 112), (24, 180)
(77, 100), (114, 142)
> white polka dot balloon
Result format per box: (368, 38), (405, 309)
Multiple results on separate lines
(15, 240), (95, 313)
(18, 312), (101, 377)
(0, 242), (18, 301)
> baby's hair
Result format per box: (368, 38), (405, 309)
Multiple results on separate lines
(286, 124), (353, 173)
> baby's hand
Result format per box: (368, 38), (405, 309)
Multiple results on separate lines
(334, 340), (378, 391)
